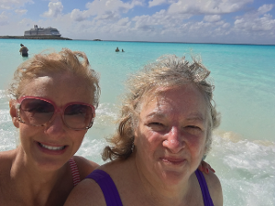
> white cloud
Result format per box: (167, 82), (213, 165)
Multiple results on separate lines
(128, 7), (237, 43)
(70, 9), (89, 21)
(0, 16), (37, 35)
(204, 15), (221, 22)
(133, 9), (187, 27)
(258, 4), (273, 15)
(148, 0), (167, 8)
(81, 0), (143, 20)
(67, 0), (144, 22)
(234, 4), (275, 34)
(117, 17), (130, 26)
(15, 9), (27, 15)
(0, 0), (33, 10)
(222, 23), (230, 29)
(43, 1), (63, 18)
(0, 11), (8, 26)
(148, 0), (178, 8)
(168, 0), (253, 15)
(235, 14), (275, 33)
(41, 1), (275, 44)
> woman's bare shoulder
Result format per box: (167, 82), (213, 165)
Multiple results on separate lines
(203, 171), (223, 206)
(72, 156), (100, 179)
(0, 149), (17, 167)
(0, 150), (18, 190)
(64, 178), (106, 206)
(0, 149), (17, 157)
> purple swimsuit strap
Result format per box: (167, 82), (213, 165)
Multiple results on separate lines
(86, 170), (123, 206)
(195, 169), (214, 206)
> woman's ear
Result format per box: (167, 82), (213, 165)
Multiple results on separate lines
(9, 100), (19, 128)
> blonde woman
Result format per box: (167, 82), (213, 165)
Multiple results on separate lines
(0, 49), (100, 206)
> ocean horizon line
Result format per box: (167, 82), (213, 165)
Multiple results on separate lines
(72, 38), (275, 46)
(1, 36), (274, 46)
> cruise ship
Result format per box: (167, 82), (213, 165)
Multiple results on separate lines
(24, 25), (61, 37)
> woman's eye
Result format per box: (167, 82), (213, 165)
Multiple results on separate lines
(185, 125), (203, 134)
(151, 122), (163, 126)
(147, 122), (165, 130)
(187, 125), (200, 129)
(148, 122), (163, 127)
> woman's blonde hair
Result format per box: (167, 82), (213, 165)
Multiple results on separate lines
(103, 54), (220, 161)
(9, 48), (100, 107)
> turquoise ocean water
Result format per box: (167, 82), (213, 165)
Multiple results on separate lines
(0, 39), (274, 205)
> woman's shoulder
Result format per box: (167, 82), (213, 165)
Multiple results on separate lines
(64, 160), (129, 206)
(64, 176), (106, 206)
(203, 170), (223, 206)
(0, 149), (17, 166)
(0, 150), (17, 186)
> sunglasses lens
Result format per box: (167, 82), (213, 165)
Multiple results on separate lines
(20, 99), (55, 126)
(64, 104), (94, 129)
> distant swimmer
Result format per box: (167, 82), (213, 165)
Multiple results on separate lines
(122, 49), (124, 52)
(19, 44), (29, 57)
(115, 47), (120, 52)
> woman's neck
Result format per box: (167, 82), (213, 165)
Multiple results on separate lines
(131, 155), (194, 206)
(8, 147), (71, 206)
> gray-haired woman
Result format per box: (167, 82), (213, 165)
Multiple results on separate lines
(65, 54), (223, 206)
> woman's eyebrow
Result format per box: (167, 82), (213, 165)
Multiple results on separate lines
(146, 112), (205, 121)
(186, 113), (206, 122)
(146, 111), (166, 119)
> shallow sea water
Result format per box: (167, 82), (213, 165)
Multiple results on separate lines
(0, 39), (274, 206)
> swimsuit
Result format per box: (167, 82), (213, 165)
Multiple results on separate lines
(195, 169), (214, 206)
(86, 169), (214, 206)
(69, 158), (81, 186)
(86, 170), (123, 206)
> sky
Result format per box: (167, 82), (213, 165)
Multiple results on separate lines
(0, 0), (275, 44)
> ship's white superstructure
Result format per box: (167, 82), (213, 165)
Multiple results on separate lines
(24, 25), (61, 37)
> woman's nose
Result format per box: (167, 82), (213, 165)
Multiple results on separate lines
(44, 114), (66, 136)
(162, 126), (184, 153)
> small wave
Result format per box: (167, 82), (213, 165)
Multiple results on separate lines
(0, 89), (9, 99)
(214, 130), (275, 146)
(208, 132), (275, 206)
(94, 103), (119, 127)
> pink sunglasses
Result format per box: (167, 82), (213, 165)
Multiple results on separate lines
(16, 96), (95, 130)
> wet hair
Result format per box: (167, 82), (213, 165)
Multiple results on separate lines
(9, 48), (100, 107)
(102, 54), (220, 161)
(20, 44), (24, 47)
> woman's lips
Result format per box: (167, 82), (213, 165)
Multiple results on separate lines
(161, 157), (186, 165)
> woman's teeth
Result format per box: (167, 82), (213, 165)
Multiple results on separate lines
(39, 143), (65, 150)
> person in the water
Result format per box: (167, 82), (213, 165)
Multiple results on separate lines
(19, 43), (29, 57)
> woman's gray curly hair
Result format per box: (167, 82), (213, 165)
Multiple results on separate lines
(102, 54), (220, 161)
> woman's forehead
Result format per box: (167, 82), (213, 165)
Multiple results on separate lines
(20, 74), (94, 102)
(142, 84), (202, 103)
(23, 72), (86, 89)
(139, 84), (208, 116)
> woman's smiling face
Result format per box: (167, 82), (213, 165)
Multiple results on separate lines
(12, 72), (94, 171)
(134, 84), (209, 185)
